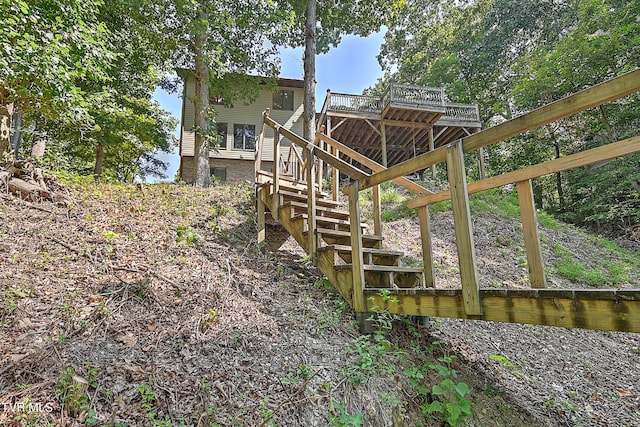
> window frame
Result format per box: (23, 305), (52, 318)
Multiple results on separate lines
(272, 89), (294, 111)
(233, 123), (256, 151)
(215, 122), (228, 150)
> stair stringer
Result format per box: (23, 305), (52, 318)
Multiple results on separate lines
(260, 185), (356, 308)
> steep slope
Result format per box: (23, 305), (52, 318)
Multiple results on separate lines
(0, 181), (637, 426)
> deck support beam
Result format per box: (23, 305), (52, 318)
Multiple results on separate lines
(272, 128), (281, 219)
(347, 182), (368, 331)
(365, 289), (640, 333)
(418, 206), (435, 287)
(380, 122), (388, 168)
(373, 185), (382, 237)
(428, 127), (435, 178)
(257, 186), (265, 243)
(306, 146), (317, 265)
(516, 179), (546, 288)
(446, 140), (482, 316)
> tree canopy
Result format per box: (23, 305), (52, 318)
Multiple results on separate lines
(377, 0), (640, 235)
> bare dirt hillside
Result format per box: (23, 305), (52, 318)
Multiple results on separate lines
(0, 181), (638, 426)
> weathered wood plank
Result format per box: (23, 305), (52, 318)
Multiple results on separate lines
(257, 186), (265, 243)
(372, 185), (382, 236)
(306, 146), (317, 264)
(516, 180), (546, 288)
(364, 288), (640, 333)
(347, 182), (366, 315)
(272, 127), (281, 218)
(408, 135), (640, 208)
(418, 206), (435, 288)
(447, 141), (481, 316)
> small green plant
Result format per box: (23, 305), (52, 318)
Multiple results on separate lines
(259, 397), (275, 427)
(56, 365), (98, 417)
(381, 201), (418, 222)
(61, 288), (83, 318)
(537, 211), (562, 229)
(342, 306), (396, 385)
(423, 356), (472, 427)
(380, 186), (402, 204)
(101, 230), (120, 239)
(489, 353), (514, 368)
(138, 383), (171, 426)
(176, 224), (202, 244)
(327, 401), (364, 427)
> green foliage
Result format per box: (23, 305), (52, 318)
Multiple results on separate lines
(0, 0), (112, 121)
(56, 364), (99, 418)
(381, 201), (418, 222)
(138, 383), (171, 426)
(176, 224), (203, 245)
(378, 0), (640, 235)
(423, 356), (472, 427)
(342, 307), (396, 386)
(380, 186), (402, 204)
(553, 244), (630, 287)
(328, 401), (364, 427)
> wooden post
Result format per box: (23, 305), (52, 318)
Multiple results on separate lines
(372, 185), (382, 236)
(478, 147), (486, 179)
(428, 127), (435, 178)
(316, 137), (323, 193)
(272, 127), (281, 219)
(380, 122), (388, 168)
(418, 206), (435, 287)
(516, 179), (546, 288)
(257, 186), (266, 243)
(446, 140), (482, 316)
(306, 145), (317, 265)
(347, 182), (368, 330)
(328, 116), (339, 201)
(256, 111), (269, 177)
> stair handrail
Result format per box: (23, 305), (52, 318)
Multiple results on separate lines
(341, 68), (640, 318)
(315, 131), (433, 197)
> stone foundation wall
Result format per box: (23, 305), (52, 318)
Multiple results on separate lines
(180, 157), (273, 183)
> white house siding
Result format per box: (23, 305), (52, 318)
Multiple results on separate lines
(179, 77), (305, 166)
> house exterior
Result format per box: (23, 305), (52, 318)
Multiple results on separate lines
(178, 72), (304, 183)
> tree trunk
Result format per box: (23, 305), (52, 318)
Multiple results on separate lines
(10, 109), (23, 156)
(193, 2), (212, 187)
(302, 0), (316, 141)
(599, 105), (614, 144)
(94, 142), (105, 179)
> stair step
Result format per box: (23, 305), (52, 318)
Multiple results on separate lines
(318, 244), (402, 266)
(335, 265), (425, 288)
(278, 190), (342, 208)
(282, 201), (349, 220)
(304, 228), (383, 248)
(260, 173), (333, 198)
(291, 214), (366, 232)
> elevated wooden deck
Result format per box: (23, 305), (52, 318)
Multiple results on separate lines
(317, 83), (482, 167)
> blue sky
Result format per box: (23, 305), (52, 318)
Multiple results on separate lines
(153, 30), (386, 181)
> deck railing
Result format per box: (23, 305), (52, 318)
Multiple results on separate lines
(326, 92), (383, 114)
(259, 69), (640, 332)
(388, 83), (445, 105)
(318, 83), (481, 124)
(442, 103), (480, 122)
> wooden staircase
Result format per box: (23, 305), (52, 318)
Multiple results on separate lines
(257, 175), (426, 311)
